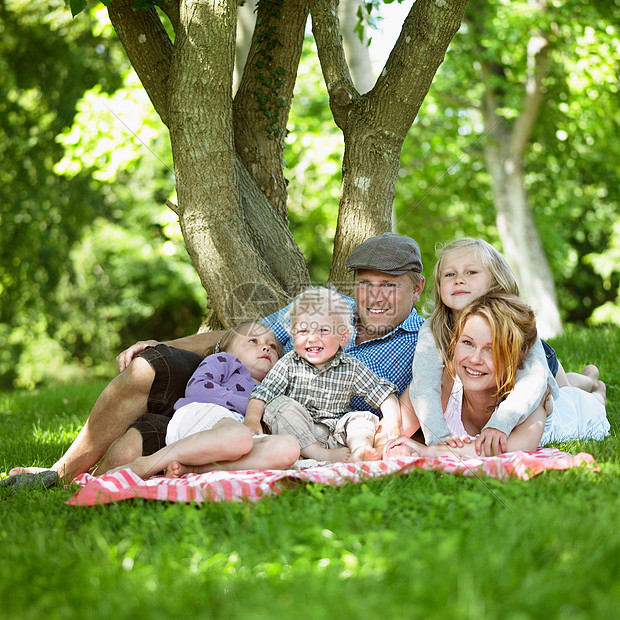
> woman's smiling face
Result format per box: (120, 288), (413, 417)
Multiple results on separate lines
(454, 314), (497, 394)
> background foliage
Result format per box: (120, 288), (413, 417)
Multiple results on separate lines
(1, 0), (618, 389)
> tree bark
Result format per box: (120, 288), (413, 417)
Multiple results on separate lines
(310, 0), (469, 287)
(108, 0), (309, 328)
(475, 4), (563, 336)
(483, 129), (563, 337)
(233, 0), (309, 219)
(106, 0), (468, 326)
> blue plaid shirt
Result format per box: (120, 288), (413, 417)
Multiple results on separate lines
(260, 294), (424, 414)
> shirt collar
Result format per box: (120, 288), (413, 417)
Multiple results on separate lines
(351, 306), (423, 343)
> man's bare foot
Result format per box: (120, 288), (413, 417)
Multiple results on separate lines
(348, 446), (380, 462)
(9, 466), (50, 476)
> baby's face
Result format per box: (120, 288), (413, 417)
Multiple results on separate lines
(292, 311), (349, 369)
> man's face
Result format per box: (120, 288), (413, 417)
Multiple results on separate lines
(354, 270), (424, 338)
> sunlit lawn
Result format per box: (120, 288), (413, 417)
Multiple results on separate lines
(1, 326), (618, 620)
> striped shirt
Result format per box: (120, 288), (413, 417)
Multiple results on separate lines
(250, 349), (397, 423)
(260, 294), (424, 413)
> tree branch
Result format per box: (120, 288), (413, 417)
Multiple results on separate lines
(233, 0), (309, 219)
(511, 30), (551, 159)
(308, 0), (359, 128)
(107, 0), (173, 127)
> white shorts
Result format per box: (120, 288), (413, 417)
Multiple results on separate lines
(165, 402), (245, 445)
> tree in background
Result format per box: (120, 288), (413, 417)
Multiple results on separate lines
(0, 1), (204, 388)
(396, 0), (620, 336)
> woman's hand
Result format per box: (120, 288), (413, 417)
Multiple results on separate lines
(116, 340), (160, 372)
(438, 435), (472, 449)
(475, 428), (508, 456)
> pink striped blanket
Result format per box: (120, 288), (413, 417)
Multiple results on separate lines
(66, 448), (597, 506)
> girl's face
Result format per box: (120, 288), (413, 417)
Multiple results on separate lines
(227, 324), (280, 382)
(454, 314), (497, 394)
(439, 249), (493, 317)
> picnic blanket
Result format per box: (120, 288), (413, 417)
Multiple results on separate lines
(66, 448), (597, 506)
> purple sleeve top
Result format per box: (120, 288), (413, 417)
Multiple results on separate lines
(173, 352), (257, 416)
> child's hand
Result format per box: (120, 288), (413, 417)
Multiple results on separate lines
(438, 435), (472, 449)
(243, 418), (263, 436)
(475, 428), (507, 456)
(383, 436), (421, 459)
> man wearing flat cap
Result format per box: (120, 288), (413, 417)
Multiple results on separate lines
(11, 233), (426, 479)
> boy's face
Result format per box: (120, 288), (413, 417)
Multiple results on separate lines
(292, 310), (349, 369)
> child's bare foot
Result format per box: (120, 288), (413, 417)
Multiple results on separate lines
(165, 461), (189, 478)
(105, 456), (151, 480)
(593, 380), (607, 407)
(384, 444), (416, 459)
(300, 444), (350, 463)
(323, 447), (351, 463)
(566, 365), (600, 393)
(348, 446), (380, 462)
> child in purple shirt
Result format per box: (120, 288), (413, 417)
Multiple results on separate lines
(111, 323), (300, 479)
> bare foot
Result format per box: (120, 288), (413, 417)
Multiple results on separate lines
(9, 466), (50, 476)
(105, 457), (151, 480)
(348, 446), (380, 462)
(384, 444), (417, 459)
(593, 380), (607, 407)
(582, 365), (600, 391)
(165, 461), (189, 478)
(300, 445), (351, 463)
(324, 447), (351, 463)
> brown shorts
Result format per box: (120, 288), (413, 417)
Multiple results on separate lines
(127, 344), (204, 456)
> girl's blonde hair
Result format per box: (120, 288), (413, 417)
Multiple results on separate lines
(208, 322), (283, 358)
(286, 287), (353, 340)
(429, 238), (519, 368)
(451, 292), (538, 406)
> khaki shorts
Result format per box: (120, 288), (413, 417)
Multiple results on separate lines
(262, 395), (379, 449)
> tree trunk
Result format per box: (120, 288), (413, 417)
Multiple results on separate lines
(107, 0), (468, 326)
(473, 3), (563, 336)
(483, 130), (563, 337)
(311, 0), (469, 288)
(338, 0), (375, 94)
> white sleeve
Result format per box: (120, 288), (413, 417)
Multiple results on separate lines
(410, 321), (453, 445)
(483, 337), (559, 435)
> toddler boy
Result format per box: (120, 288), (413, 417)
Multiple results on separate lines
(244, 287), (402, 462)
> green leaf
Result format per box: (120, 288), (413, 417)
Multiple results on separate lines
(69, 0), (87, 17)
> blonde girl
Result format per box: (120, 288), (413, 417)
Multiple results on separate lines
(404, 238), (601, 456)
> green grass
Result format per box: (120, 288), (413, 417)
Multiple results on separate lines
(1, 326), (618, 620)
